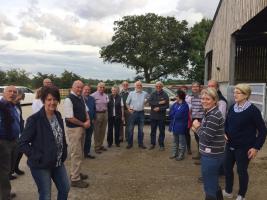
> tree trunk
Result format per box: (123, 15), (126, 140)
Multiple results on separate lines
(144, 69), (151, 83)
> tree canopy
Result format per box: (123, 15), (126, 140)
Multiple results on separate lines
(186, 19), (212, 83)
(100, 13), (189, 83)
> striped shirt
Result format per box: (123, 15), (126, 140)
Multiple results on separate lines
(191, 94), (205, 119)
(197, 106), (225, 157)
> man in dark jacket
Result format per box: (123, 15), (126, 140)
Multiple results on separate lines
(148, 81), (169, 151)
(0, 85), (20, 200)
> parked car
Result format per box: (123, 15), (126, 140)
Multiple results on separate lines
(125, 83), (176, 121)
(168, 84), (205, 95)
(0, 86), (35, 105)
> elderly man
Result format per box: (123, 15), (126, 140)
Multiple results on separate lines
(0, 86), (20, 200)
(82, 85), (96, 159)
(91, 82), (109, 154)
(207, 80), (227, 119)
(43, 78), (53, 87)
(148, 81), (169, 151)
(120, 81), (130, 142)
(126, 81), (148, 149)
(32, 78), (53, 114)
(64, 80), (90, 188)
(190, 82), (205, 161)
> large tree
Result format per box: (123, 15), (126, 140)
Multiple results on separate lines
(5, 69), (31, 86)
(100, 13), (189, 83)
(186, 18), (212, 83)
(0, 70), (7, 85)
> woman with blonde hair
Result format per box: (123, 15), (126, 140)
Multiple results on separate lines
(223, 84), (266, 200)
(192, 88), (225, 200)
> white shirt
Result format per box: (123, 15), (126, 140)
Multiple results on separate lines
(32, 99), (43, 114)
(64, 91), (88, 118)
(218, 100), (227, 119)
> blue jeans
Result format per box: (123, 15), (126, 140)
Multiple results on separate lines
(201, 155), (224, 198)
(30, 164), (70, 200)
(127, 111), (144, 146)
(224, 144), (250, 197)
(84, 125), (94, 155)
(171, 134), (186, 156)
(150, 119), (165, 147)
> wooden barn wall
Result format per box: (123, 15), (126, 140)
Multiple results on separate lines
(205, 0), (267, 82)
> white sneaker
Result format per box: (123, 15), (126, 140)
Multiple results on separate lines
(222, 189), (234, 198)
(236, 195), (245, 200)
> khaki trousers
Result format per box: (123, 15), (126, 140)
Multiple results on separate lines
(66, 127), (85, 181)
(94, 112), (108, 150)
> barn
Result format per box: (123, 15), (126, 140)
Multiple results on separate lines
(204, 0), (267, 118)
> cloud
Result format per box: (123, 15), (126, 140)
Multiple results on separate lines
(0, 13), (17, 41)
(18, 2), (113, 46)
(0, 13), (13, 26)
(19, 22), (45, 39)
(176, 0), (220, 19)
(1, 32), (18, 41)
(63, 0), (148, 19)
(35, 13), (112, 46)
(0, 48), (135, 80)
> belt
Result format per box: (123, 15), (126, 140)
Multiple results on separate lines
(133, 110), (144, 112)
(96, 111), (106, 113)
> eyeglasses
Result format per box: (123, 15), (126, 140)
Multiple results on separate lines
(234, 92), (243, 95)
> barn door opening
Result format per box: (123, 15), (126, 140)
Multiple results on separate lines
(234, 7), (267, 83)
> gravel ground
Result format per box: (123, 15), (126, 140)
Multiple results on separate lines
(10, 105), (267, 200)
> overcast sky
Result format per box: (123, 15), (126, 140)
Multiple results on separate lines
(0, 0), (220, 80)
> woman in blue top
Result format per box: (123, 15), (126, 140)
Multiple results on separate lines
(169, 90), (189, 161)
(223, 84), (267, 200)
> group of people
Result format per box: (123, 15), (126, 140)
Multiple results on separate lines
(0, 78), (266, 200)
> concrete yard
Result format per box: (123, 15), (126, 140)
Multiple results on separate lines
(10, 105), (267, 200)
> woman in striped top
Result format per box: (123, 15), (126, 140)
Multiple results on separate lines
(192, 88), (225, 200)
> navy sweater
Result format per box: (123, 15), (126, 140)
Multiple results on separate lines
(225, 104), (267, 150)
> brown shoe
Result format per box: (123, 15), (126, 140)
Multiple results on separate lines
(95, 149), (102, 154)
(194, 160), (201, 165)
(71, 180), (89, 188)
(149, 145), (155, 150)
(9, 192), (16, 199)
(100, 146), (107, 151)
(192, 155), (201, 160)
(80, 173), (88, 180)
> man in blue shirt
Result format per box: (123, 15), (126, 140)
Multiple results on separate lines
(126, 81), (148, 149)
(0, 85), (20, 200)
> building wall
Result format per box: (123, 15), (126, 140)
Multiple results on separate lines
(205, 0), (267, 82)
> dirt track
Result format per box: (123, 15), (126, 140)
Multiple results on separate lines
(11, 105), (267, 200)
